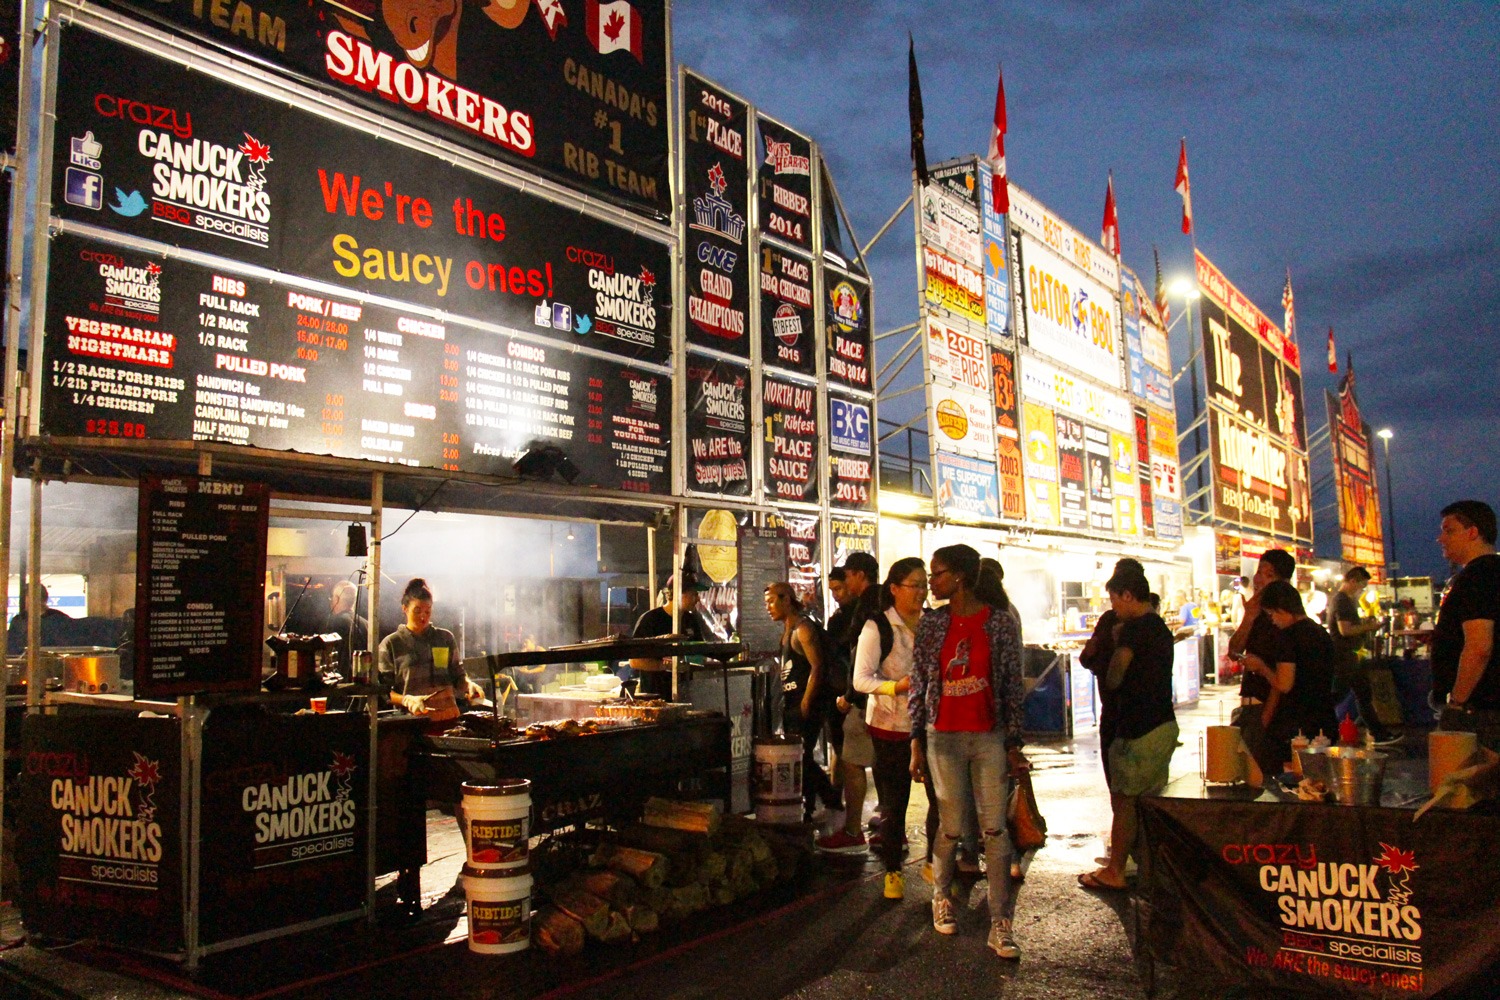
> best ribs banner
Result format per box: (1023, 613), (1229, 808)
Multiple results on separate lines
(1140, 797), (1500, 997)
(89, 0), (670, 216)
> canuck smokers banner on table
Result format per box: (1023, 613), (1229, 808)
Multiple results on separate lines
(198, 713), (369, 943)
(19, 714), (183, 950)
(91, 0), (670, 216)
(50, 27), (673, 367)
(1140, 796), (1500, 997)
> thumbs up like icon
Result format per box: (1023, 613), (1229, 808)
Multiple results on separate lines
(77, 132), (103, 158)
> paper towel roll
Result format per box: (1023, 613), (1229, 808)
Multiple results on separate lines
(1206, 726), (1245, 783)
(1430, 730), (1478, 791)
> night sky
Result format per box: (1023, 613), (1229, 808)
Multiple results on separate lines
(674, 1), (1500, 582)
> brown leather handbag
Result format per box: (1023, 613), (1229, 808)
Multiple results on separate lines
(1007, 769), (1047, 852)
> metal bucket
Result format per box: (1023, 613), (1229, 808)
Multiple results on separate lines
(1299, 747), (1387, 806)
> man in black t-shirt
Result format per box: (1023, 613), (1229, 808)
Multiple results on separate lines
(1433, 501), (1500, 749)
(629, 572), (707, 699)
(1228, 549), (1296, 782)
(1329, 566), (1393, 742)
(1080, 568), (1177, 893)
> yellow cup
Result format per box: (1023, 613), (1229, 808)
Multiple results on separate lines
(433, 646), (450, 670)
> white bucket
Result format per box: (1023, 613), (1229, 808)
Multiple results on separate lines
(462, 778), (532, 869)
(463, 863), (532, 954)
(753, 736), (802, 824)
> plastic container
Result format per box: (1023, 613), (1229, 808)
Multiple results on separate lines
(462, 779), (532, 869)
(752, 736), (802, 824)
(462, 863), (532, 954)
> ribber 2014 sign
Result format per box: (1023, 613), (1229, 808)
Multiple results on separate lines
(92, 0), (670, 215)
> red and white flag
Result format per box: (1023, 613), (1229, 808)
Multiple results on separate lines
(535, 0), (567, 39)
(1282, 269), (1296, 344)
(987, 65), (1008, 214)
(586, 0), (643, 62)
(1101, 173), (1120, 257)
(1327, 327), (1337, 374)
(1174, 139), (1193, 235)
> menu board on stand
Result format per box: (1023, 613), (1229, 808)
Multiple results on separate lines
(134, 474), (269, 697)
(736, 524), (786, 658)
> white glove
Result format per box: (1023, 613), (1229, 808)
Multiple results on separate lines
(401, 694), (428, 715)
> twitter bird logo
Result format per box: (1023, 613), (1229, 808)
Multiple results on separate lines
(574, 314), (593, 335)
(110, 189), (147, 217)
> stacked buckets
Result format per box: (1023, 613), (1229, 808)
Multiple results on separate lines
(461, 779), (533, 954)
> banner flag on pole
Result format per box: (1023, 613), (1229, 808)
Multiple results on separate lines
(987, 64), (1008, 213)
(1327, 327), (1338, 374)
(1282, 269), (1297, 345)
(1153, 246), (1171, 328)
(908, 35), (928, 186)
(1101, 172), (1120, 257)
(1175, 138), (1193, 235)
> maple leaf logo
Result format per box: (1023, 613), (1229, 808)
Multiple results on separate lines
(602, 8), (626, 43)
(146, 262), (162, 276)
(1375, 843), (1417, 876)
(639, 265), (656, 287)
(330, 751), (357, 779)
(707, 163), (727, 197)
(128, 752), (161, 788)
(239, 134), (273, 164)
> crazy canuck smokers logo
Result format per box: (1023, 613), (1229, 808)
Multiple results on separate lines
(241, 751), (359, 865)
(32, 749), (166, 889)
(1227, 840), (1426, 992)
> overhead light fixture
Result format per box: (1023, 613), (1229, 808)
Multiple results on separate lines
(565, 528), (575, 541)
(1376, 428), (1393, 441)
(1169, 277), (1200, 300)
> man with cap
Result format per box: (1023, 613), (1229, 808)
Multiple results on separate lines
(818, 553), (881, 851)
(629, 570), (708, 699)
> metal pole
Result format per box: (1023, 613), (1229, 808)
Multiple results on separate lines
(860, 194), (913, 259)
(365, 470), (382, 923)
(1382, 436), (1398, 573)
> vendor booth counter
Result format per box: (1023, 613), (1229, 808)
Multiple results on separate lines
(18, 690), (377, 965)
(1138, 753), (1500, 996)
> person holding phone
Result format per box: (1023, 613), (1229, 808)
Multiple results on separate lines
(380, 577), (483, 725)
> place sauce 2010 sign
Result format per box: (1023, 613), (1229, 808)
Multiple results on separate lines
(94, 0), (669, 216)
(50, 28), (671, 368)
(42, 233), (669, 493)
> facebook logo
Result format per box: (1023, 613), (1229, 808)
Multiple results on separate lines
(65, 168), (103, 210)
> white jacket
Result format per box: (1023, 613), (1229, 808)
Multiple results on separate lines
(852, 607), (916, 734)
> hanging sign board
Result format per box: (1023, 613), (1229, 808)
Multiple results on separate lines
(134, 474), (269, 697)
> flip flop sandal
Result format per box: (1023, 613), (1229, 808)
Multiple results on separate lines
(1078, 869), (1128, 891)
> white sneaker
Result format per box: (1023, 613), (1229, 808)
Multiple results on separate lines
(988, 918), (1020, 959)
(931, 895), (957, 935)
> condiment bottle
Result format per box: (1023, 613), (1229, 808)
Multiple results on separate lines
(1338, 715), (1359, 745)
(1290, 731), (1310, 775)
(1310, 730), (1331, 751)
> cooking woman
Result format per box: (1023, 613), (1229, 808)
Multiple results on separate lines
(380, 578), (483, 724)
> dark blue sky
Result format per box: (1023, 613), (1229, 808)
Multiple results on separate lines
(674, 0), (1500, 580)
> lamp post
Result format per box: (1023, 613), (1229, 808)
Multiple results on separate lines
(1377, 428), (1396, 574)
(1170, 278), (1203, 518)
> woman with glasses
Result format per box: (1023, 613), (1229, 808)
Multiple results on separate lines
(853, 557), (931, 900)
(909, 545), (1028, 960)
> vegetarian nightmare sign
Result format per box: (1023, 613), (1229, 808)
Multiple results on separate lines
(49, 28), (672, 367)
(93, 0), (670, 216)
(43, 233), (669, 492)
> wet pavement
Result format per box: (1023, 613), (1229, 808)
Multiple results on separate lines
(0, 688), (1247, 1000)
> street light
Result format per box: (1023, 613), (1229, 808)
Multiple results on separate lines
(1377, 428), (1396, 574)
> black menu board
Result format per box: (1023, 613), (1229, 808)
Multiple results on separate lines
(685, 353), (751, 497)
(825, 270), (872, 392)
(41, 233), (670, 493)
(50, 28), (672, 367)
(762, 373), (819, 505)
(736, 524), (787, 657)
(756, 116), (813, 251)
(134, 474), (270, 697)
(759, 245), (816, 377)
(91, 0), (670, 217)
(682, 72), (750, 358)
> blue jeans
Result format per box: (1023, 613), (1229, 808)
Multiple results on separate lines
(926, 728), (1013, 923)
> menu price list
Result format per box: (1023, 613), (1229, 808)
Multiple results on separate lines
(41, 233), (669, 494)
(135, 475), (269, 696)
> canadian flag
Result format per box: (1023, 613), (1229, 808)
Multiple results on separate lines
(586, 0), (643, 62)
(1174, 139), (1192, 235)
(1101, 173), (1120, 257)
(1327, 327), (1337, 374)
(987, 65), (1008, 214)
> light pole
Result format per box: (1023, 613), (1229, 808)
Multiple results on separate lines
(1170, 278), (1203, 518)
(1377, 428), (1396, 574)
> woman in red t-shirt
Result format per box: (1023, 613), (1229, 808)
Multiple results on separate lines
(908, 545), (1027, 960)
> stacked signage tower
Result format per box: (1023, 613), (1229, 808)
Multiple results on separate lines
(680, 70), (875, 622)
(1184, 251), (1313, 572)
(911, 158), (1183, 549)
